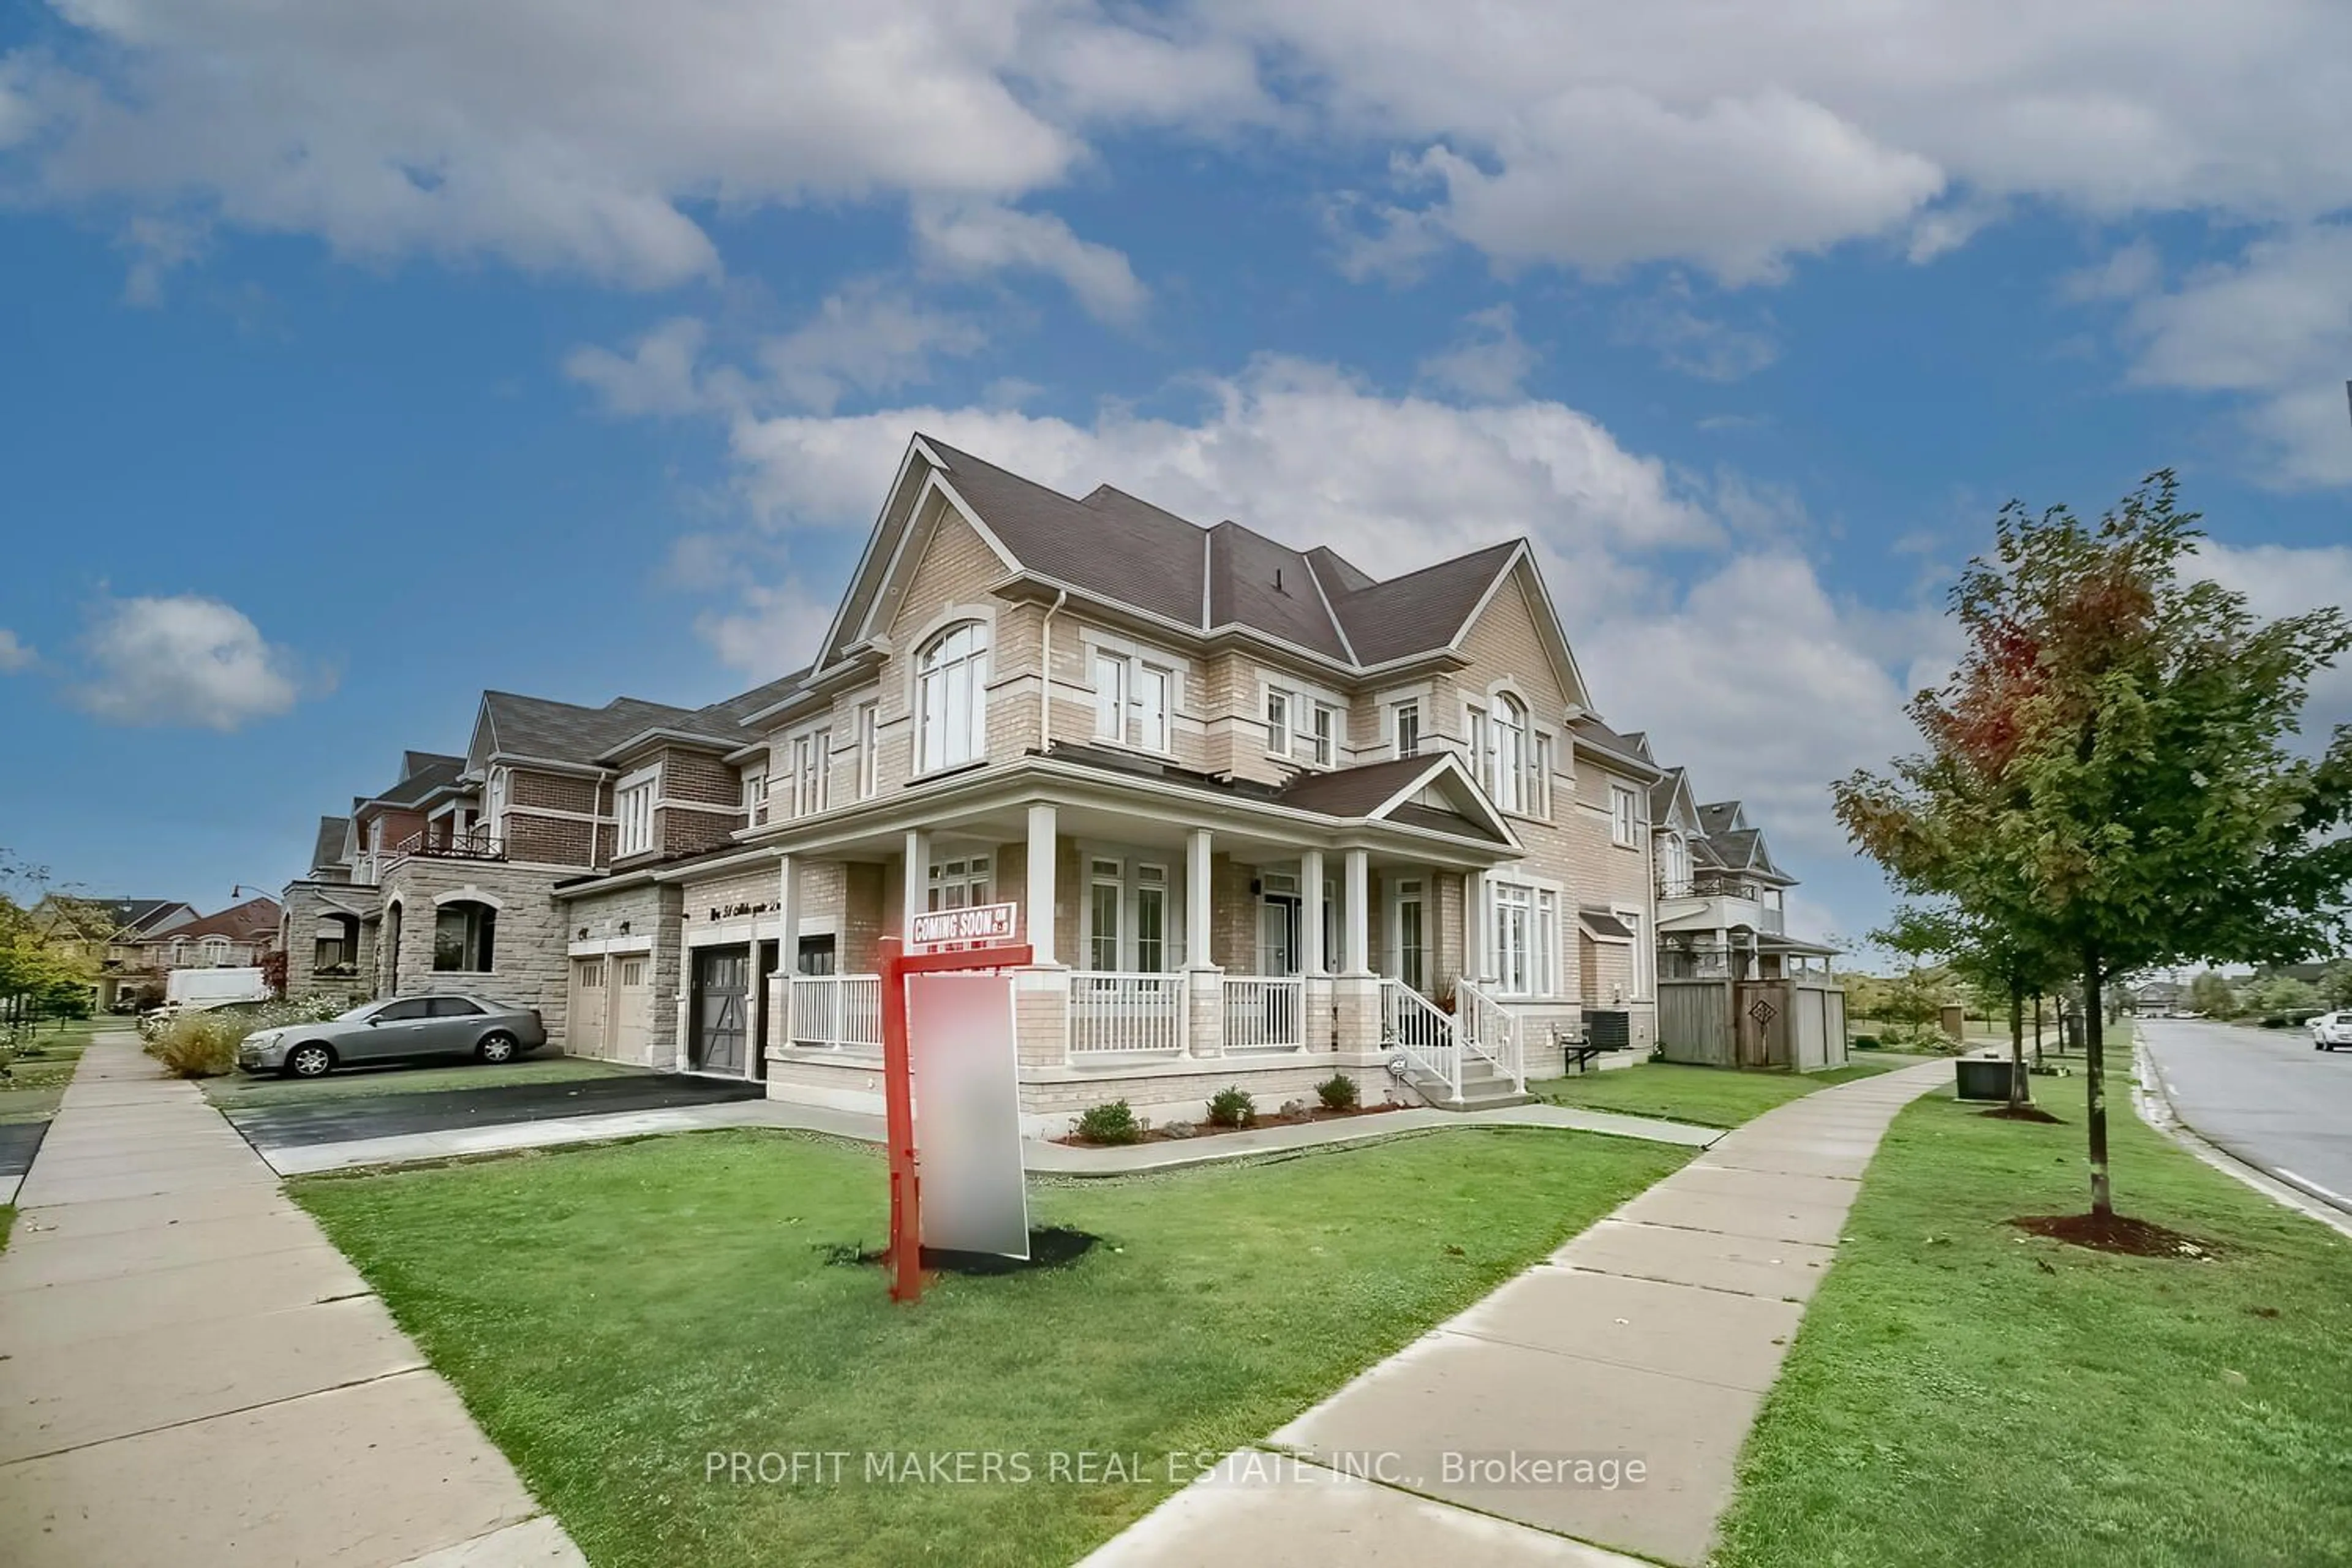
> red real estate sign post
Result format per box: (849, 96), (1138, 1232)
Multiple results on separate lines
(878, 900), (1030, 1305)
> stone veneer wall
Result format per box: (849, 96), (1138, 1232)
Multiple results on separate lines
(278, 880), (376, 1007)
(377, 859), (573, 1047)
(558, 879), (686, 1060)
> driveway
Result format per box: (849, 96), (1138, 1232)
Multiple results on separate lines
(2138, 1016), (2352, 1212)
(222, 1071), (765, 1151)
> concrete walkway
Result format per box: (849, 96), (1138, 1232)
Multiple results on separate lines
(0, 1033), (585, 1568)
(1080, 1056), (1956, 1568)
(255, 1093), (1721, 1177)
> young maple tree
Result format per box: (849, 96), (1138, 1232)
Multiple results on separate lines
(1836, 473), (2352, 1215)
(1879, 902), (2068, 1109)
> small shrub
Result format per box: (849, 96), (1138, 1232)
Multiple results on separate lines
(148, 1012), (247, 1078)
(1315, 1073), (1359, 1111)
(1207, 1085), (1256, 1128)
(1073, 1100), (1141, 1145)
(1852, 1034), (1882, 1050)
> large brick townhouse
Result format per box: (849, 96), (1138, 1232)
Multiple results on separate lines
(283, 434), (1840, 1126)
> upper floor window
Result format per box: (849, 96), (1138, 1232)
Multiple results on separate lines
(432, 900), (497, 972)
(616, 767), (657, 858)
(917, 622), (988, 774)
(1392, 699), (1421, 759)
(1266, 687), (1336, 769)
(1660, 832), (1691, 892)
(856, 701), (880, 799)
(1093, 650), (1174, 753)
(199, 936), (231, 967)
(486, 767), (508, 831)
(1471, 693), (1550, 817)
(1610, 784), (1641, 847)
(741, 766), (767, 823)
(791, 729), (830, 817)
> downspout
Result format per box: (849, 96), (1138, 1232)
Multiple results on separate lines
(1039, 588), (1068, 751)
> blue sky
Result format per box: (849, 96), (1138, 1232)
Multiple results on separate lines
(3, 1), (2349, 952)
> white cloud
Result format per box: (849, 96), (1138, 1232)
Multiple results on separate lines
(565, 317), (712, 418)
(758, 286), (989, 413)
(70, 594), (317, 730)
(911, 202), (1148, 323)
(1616, 281), (1779, 382)
(2060, 238), (2162, 303)
(1232, 1), (2352, 281)
(2189, 537), (2352, 737)
(2123, 224), (2352, 486)
(0, 629), (34, 672)
(1417, 305), (1537, 401)
(695, 579), (835, 674)
(4, 1), (1204, 288)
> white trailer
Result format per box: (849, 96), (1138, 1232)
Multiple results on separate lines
(164, 968), (271, 1009)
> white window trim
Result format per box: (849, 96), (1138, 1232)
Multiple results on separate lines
(905, 606), (997, 780)
(786, 723), (832, 819)
(1468, 681), (1556, 821)
(1258, 672), (1344, 770)
(1384, 695), (1425, 760)
(854, 699), (882, 800)
(1085, 636), (1185, 757)
(1610, 783), (1642, 848)
(614, 765), (658, 858)
(1075, 848), (1187, 971)
(1484, 870), (1566, 1000)
(1611, 902), (1651, 1001)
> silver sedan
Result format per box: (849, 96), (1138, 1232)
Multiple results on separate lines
(239, 995), (548, 1079)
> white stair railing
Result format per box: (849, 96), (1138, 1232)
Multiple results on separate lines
(1455, 979), (1525, 1092)
(1381, 979), (1462, 1102)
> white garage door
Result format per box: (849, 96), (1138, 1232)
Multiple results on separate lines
(610, 954), (652, 1065)
(568, 957), (609, 1058)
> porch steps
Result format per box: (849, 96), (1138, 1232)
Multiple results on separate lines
(1405, 1058), (1536, 1113)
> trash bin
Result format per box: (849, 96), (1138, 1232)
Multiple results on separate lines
(1954, 1058), (2013, 1101)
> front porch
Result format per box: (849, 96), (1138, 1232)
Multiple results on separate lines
(754, 772), (1566, 1128)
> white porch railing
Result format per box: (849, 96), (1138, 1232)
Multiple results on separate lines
(1456, 978), (1526, 1092)
(1223, 976), (1305, 1052)
(1381, 979), (1462, 1102)
(788, 974), (882, 1055)
(1068, 971), (1186, 1056)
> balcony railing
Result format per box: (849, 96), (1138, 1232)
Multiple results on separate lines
(788, 974), (882, 1055)
(1221, 976), (1304, 1052)
(392, 827), (507, 864)
(1068, 972), (1186, 1056)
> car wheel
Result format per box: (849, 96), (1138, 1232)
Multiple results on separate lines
(285, 1042), (335, 1079)
(477, 1031), (519, 1065)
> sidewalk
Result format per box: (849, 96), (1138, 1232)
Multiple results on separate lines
(1080, 1055), (1956, 1568)
(0, 1033), (585, 1568)
(252, 1092), (1722, 1177)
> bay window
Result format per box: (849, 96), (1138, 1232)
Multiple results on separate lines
(916, 621), (989, 774)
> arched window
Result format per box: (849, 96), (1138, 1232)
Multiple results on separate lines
(917, 620), (989, 774)
(199, 936), (232, 967)
(1489, 693), (1528, 814)
(432, 900), (497, 973)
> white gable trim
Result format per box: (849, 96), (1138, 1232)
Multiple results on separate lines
(1365, 752), (1520, 849)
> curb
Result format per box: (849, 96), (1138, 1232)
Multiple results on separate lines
(2132, 1042), (2352, 1242)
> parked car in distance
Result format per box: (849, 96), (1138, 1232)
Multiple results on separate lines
(2312, 1012), (2352, 1052)
(238, 994), (546, 1079)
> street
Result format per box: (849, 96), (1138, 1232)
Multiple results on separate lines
(2138, 1017), (2352, 1213)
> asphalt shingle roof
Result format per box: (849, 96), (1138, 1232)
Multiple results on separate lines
(166, 897), (282, 942)
(1273, 755), (1441, 817)
(311, 816), (350, 872)
(917, 435), (1523, 669)
(374, 754), (466, 808)
(481, 693), (704, 767)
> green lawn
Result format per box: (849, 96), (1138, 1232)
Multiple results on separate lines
(0, 1017), (107, 1122)
(293, 1125), (1691, 1568)
(0, 1204), (14, 1253)
(1528, 1060), (1899, 1128)
(202, 1054), (643, 1108)
(1714, 1057), (2352, 1567)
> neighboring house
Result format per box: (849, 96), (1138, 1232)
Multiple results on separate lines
(108, 896), (284, 1003)
(549, 434), (1668, 1127)
(279, 815), (375, 1004)
(1648, 769), (1844, 1068)
(36, 896), (198, 1011)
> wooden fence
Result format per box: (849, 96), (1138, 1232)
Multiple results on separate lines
(1657, 977), (1847, 1071)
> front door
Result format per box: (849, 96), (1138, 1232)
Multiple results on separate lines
(691, 947), (750, 1074)
(1392, 878), (1428, 993)
(1257, 895), (1300, 976)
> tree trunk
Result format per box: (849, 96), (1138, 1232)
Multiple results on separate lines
(2032, 991), (2044, 1069)
(2008, 981), (2028, 1109)
(2083, 951), (2112, 1216)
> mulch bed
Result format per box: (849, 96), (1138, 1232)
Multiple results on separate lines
(2011, 1212), (2218, 1258)
(1978, 1104), (2066, 1124)
(1054, 1101), (1409, 1148)
(823, 1227), (1101, 1276)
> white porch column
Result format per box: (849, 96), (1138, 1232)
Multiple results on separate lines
(1025, 803), (1058, 963)
(1186, 828), (1213, 967)
(1465, 869), (1487, 982)
(1185, 827), (1220, 1057)
(902, 829), (929, 939)
(1300, 850), (1326, 976)
(1343, 848), (1370, 975)
(774, 853), (802, 1059)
